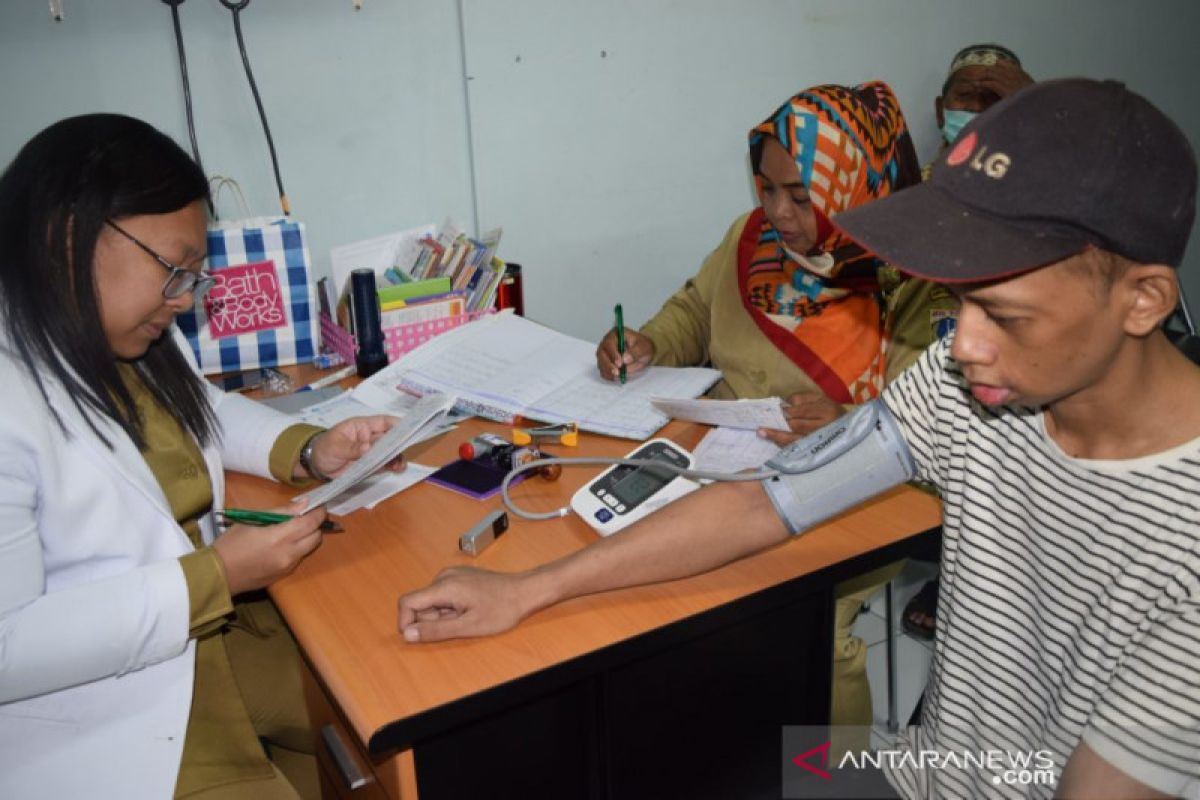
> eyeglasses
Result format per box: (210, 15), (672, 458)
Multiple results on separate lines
(105, 220), (216, 299)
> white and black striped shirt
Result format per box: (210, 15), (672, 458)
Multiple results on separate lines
(881, 338), (1200, 799)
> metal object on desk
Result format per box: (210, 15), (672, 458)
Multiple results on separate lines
(459, 510), (509, 555)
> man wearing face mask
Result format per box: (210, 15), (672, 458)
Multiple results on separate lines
(899, 44), (1034, 644)
(932, 44), (1034, 170)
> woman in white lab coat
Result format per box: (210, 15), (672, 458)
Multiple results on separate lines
(0, 114), (394, 799)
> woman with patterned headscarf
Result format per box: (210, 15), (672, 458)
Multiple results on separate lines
(594, 84), (934, 754)
(596, 82), (931, 437)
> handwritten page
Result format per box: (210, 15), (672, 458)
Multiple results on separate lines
(362, 312), (721, 439)
(293, 393), (456, 508)
(692, 427), (780, 474)
(650, 396), (789, 431)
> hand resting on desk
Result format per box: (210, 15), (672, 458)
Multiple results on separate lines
(398, 566), (537, 642)
(398, 481), (789, 643)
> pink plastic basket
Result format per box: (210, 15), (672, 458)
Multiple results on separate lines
(320, 310), (496, 366)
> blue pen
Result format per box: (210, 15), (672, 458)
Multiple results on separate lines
(297, 364), (356, 392)
(614, 303), (627, 385)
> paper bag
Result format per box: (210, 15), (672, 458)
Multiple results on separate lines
(177, 216), (318, 374)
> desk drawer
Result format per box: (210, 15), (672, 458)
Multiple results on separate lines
(316, 720), (389, 800)
(302, 659), (416, 800)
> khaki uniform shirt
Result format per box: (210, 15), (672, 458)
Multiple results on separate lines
(639, 212), (957, 400)
(119, 364), (319, 797)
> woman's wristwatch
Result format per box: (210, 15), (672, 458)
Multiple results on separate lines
(299, 431), (332, 482)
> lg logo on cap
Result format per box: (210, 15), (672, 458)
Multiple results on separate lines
(946, 131), (1011, 179)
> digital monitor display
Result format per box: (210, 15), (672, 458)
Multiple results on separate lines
(609, 465), (673, 507)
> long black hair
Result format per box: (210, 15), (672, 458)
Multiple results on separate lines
(0, 113), (217, 449)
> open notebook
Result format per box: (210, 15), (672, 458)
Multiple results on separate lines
(360, 311), (721, 439)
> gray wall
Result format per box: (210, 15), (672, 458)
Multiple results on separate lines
(3, 0), (1198, 340)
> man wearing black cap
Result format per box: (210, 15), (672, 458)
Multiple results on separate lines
(399, 79), (1199, 798)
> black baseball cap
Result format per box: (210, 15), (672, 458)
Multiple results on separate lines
(834, 78), (1197, 282)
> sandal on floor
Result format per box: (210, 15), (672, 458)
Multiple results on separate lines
(902, 579), (939, 640)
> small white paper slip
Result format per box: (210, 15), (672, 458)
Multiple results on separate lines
(650, 396), (789, 431)
(326, 463), (437, 516)
(293, 392), (457, 509)
(692, 427), (781, 474)
(296, 393), (385, 428)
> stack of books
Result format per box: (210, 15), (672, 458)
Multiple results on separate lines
(319, 219), (507, 366)
(376, 276), (464, 332)
(382, 219), (506, 314)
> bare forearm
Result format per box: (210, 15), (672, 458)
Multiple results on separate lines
(397, 478), (791, 642)
(521, 480), (789, 614)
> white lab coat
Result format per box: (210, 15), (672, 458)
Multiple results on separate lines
(0, 328), (297, 799)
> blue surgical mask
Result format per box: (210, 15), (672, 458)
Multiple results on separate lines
(941, 108), (977, 143)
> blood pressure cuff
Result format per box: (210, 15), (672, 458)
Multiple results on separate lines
(762, 400), (916, 535)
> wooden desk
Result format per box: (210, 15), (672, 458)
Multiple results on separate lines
(227, 413), (941, 799)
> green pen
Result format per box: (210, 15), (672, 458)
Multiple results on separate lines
(218, 508), (343, 532)
(614, 303), (627, 385)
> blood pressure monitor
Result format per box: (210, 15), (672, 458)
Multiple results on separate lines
(570, 438), (701, 537)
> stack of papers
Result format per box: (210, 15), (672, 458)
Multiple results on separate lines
(362, 312), (722, 440)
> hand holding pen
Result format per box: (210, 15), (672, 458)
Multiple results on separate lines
(218, 508), (344, 532)
(212, 500), (330, 596)
(595, 318), (656, 383)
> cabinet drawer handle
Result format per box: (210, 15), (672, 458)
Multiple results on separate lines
(320, 723), (372, 791)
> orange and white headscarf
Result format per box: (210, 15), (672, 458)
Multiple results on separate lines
(739, 82), (919, 403)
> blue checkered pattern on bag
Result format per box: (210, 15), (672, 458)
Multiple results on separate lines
(176, 216), (318, 375)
